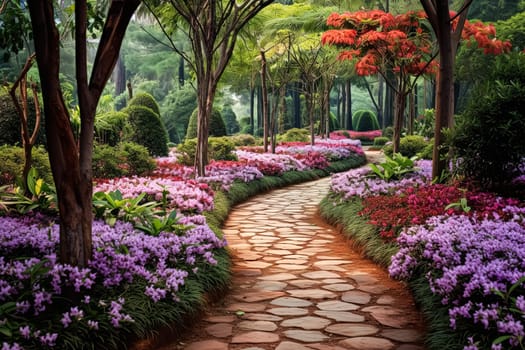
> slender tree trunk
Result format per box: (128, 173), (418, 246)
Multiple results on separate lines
(378, 75), (384, 128)
(345, 79), (352, 130)
(293, 82), (301, 128)
(260, 50), (269, 152)
(392, 78), (408, 154)
(249, 85), (255, 135)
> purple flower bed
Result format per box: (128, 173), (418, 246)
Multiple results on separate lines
(0, 214), (226, 349)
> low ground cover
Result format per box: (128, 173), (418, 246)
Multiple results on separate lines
(320, 155), (525, 350)
(0, 139), (365, 350)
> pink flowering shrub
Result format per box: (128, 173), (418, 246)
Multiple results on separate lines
(330, 129), (382, 141)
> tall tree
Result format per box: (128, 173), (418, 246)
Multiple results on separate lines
(420, 0), (510, 179)
(146, 0), (274, 176)
(27, 0), (140, 267)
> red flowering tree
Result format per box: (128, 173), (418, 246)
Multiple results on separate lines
(321, 10), (436, 153)
(322, 9), (511, 166)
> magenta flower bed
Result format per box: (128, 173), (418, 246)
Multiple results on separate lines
(330, 129), (382, 140)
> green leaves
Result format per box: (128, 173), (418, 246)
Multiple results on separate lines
(368, 153), (418, 181)
(92, 190), (157, 226)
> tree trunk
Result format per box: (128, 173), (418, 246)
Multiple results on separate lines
(260, 50), (269, 152)
(392, 78), (408, 154)
(249, 85), (255, 135)
(378, 75), (384, 128)
(345, 79), (352, 130)
(293, 81), (301, 128)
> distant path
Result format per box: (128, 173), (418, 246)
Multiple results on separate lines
(158, 150), (426, 350)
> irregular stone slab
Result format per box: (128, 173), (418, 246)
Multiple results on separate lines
(205, 323), (232, 338)
(306, 344), (347, 350)
(314, 310), (365, 322)
(314, 260), (352, 266)
(288, 279), (320, 288)
(338, 337), (395, 350)
(184, 340), (228, 350)
(376, 295), (396, 305)
(316, 300), (359, 311)
(233, 291), (286, 303)
(258, 273), (297, 281)
(275, 341), (311, 350)
(346, 272), (379, 284)
(322, 284), (355, 292)
(239, 261), (273, 269)
(322, 279), (347, 284)
(280, 316), (332, 330)
(361, 306), (410, 328)
(283, 330), (329, 342)
(231, 331), (279, 344)
(325, 323), (378, 337)
(268, 307), (309, 316)
(341, 290), (372, 305)
(204, 315), (236, 323)
(274, 243), (304, 250)
(357, 284), (389, 294)
(302, 271), (341, 279)
(241, 348), (266, 350)
(271, 297), (312, 307)
(253, 280), (288, 291)
(238, 320), (278, 332)
(241, 313), (283, 322)
(226, 303), (266, 312)
(287, 289), (337, 299)
(233, 268), (262, 277)
(380, 329), (423, 342)
(267, 249), (293, 255)
(274, 264), (308, 271)
(276, 259), (309, 265)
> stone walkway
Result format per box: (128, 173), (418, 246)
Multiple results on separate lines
(158, 159), (426, 350)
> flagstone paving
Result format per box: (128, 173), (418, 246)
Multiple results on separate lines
(157, 151), (426, 350)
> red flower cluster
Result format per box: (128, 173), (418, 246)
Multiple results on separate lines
(293, 151), (329, 169)
(359, 184), (525, 240)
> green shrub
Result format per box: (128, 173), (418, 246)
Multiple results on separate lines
(95, 111), (129, 146)
(92, 142), (155, 179)
(185, 108), (227, 140)
(230, 134), (256, 146)
(451, 53), (525, 189)
(0, 92), (46, 147)
(123, 105), (169, 157)
(176, 137), (237, 166)
(352, 110), (380, 131)
(382, 126), (394, 139)
(417, 141), (434, 160)
(221, 105), (240, 135)
(415, 108), (435, 138)
(373, 136), (389, 146)
(128, 92), (161, 116)
(279, 128), (309, 142)
(0, 145), (52, 186)
(383, 135), (428, 158)
(162, 86), (197, 144)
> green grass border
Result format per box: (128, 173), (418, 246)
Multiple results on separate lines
(318, 193), (467, 350)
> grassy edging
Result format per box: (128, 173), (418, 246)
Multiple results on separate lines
(131, 155), (366, 349)
(318, 193), (465, 350)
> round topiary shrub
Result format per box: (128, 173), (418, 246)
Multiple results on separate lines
(230, 134), (256, 146)
(92, 142), (155, 179)
(0, 145), (52, 186)
(352, 110), (380, 131)
(185, 108), (227, 140)
(279, 128), (309, 142)
(383, 135), (429, 158)
(128, 92), (161, 117)
(95, 111), (129, 146)
(122, 105), (169, 157)
(176, 137), (237, 166)
(373, 136), (390, 147)
(222, 105), (240, 135)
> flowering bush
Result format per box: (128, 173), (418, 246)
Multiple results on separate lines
(0, 214), (226, 349)
(94, 177), (215, 214)
(330, 129), (382, 141)
(390, 213), (525, 350)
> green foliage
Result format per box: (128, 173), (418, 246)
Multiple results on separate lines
(373, 136), (389, 146)
(162, 86), (197, 144)
(279, 128), (309, 142)
(0, 168), (57, 215)
(369, 153), (417, 181)
(0, 145), (52, 186)
(92, 142), (155, 179)
(229, 134), (256, 146)
(221, 105), (240, 135)
(95, 111), (129, 146)
(239, 116), (252, 134)
(382, 126), (394, 139)
(0, 92), (46, 147)
(414, 108), (435, 138)
(417, 141), (434, 160)
(451, 54), (525, 189)
(383, 135), (429, 158)
(497, 11), (525, 50)
(176, 137), (237, 166)
(92, 190), (157, 227)
(128, 93), (161, 117)
(352, 109), (380, 131)
(123, 105), (169, 157)
(185, 108), (227, 140)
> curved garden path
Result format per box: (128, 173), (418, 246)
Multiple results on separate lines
(158, 152), (426, 350)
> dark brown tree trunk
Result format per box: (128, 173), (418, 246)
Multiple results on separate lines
(392, 78), (408, 154)
(260, 50), (269, 152)
(345, 79), (352, 130)
(28, 0), (139, 267)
